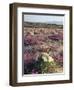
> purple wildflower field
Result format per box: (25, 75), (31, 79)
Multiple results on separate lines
(23, 22), (63, 74)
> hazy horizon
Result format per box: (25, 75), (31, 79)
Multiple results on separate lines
(24, 14), (64, 25)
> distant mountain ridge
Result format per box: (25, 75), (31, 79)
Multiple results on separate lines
(24, 22), (63, 28)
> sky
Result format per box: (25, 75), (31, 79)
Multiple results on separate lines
(24, 14), (64, 25)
